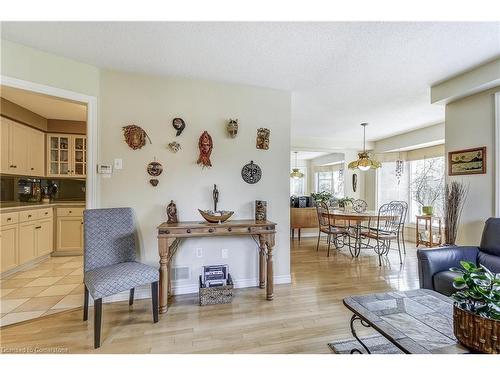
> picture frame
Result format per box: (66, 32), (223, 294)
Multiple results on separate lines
(448, 146), (487, 176)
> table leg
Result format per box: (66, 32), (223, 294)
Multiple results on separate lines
(349, 314), (372, 354)
(158, 237), (174, 314)
(258, 237), (266, 289)
(266, 244), (274, 300)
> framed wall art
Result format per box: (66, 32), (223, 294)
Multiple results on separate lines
(448, 146), (486, 176)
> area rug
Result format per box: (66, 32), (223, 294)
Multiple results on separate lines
(328, 334), (403, 354)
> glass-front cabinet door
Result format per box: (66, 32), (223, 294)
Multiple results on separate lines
(72, 136), (87, 177)
(48, 135), (71, 176)
(47, 134), (87, 177)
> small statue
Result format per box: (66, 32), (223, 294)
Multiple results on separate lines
(167, 200), (178, 223)
(122, 125), (151, 150)
(197, 131), (213, 168)
(256, 128), (270, 150)
(172, 118), (186, 136)
(227, 119), (238, 138)
(212, 184), (219, 212)
(255, 200), (267, 221)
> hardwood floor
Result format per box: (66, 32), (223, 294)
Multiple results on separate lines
(0, 236), (420, 353)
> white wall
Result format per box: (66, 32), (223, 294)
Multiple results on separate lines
(445, 86), (499, 244)
(99, 70), (292, 294)
(374, 123), (445, 153)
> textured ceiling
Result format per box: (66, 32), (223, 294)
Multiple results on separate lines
(1, 22), (499, 142)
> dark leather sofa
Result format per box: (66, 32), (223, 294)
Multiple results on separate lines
(417, 218), (500, 296)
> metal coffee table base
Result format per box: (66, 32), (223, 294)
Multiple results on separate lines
(349, 314), (372, 354)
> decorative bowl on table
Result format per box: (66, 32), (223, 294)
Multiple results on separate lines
(198, 209), (234, 223)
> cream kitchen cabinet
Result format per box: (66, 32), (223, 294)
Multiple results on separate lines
(55, 207), (84, 254)
(0, 117), (45, 176)
(0, 208), (54, 274)
(47, 134), (86, 178)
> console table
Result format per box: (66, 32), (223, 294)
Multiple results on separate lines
(156, 219), (277, 314)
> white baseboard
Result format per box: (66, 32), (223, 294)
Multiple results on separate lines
(92, 274), (292, 304)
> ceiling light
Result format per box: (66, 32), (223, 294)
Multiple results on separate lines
(348, 123), (381, 171)
(290, 152), (304, 179)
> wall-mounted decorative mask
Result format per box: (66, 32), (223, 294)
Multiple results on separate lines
(167, 141), (181, 153)
(122, 125), (151, 150)
(166, 200), (178, 224)
(172, 118), (186, 136)
(197, 131), (213, 168)
(227, 119), (239, 138)
(147, 158), (163, 186)
(256, 128), (270, 150)
(352, 173), (358, 193)
(255, 200), (267, 221)
(241, 160), (262, 184)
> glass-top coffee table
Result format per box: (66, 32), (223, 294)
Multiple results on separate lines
(343, 289), (469, 354)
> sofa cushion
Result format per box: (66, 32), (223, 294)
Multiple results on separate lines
(433, 270), (460, 297)
(479, 217), (500, 257)
(478, 251), (500, 273)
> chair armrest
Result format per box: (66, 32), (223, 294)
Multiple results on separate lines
(417, 246), (479, 290)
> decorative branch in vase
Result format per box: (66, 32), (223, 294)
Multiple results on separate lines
(443, 181), (468, 246)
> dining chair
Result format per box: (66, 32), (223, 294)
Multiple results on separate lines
(315, 202), (348, 256)
(361, 202), (405, 266)
(390, 200), (408, 254)
(83, 207), (159, 348)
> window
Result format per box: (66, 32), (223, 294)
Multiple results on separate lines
(315, 169), (344, 198)
(377, 156), (445, 223)
(290, 167), (306, 196)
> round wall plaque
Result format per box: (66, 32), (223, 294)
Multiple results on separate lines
(241, 161), (262, 184)
(147, 160), (163, 177)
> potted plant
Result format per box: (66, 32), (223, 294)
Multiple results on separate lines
(337, 197), (354, 209)
(450, 261), (500, 353)
(411, 158), (444, 216)
(311, 191), (332, 205)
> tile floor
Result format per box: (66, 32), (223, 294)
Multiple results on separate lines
(0, 256), (83, 327)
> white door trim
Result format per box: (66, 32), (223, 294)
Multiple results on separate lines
(0, 75), (99, 209)
(495, 91), (500, 217)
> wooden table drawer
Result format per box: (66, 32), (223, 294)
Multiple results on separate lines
(19, 209), (38, 222)
(37, 208), (53, 219)
(56, 207), (84, 217)
(1, 212), (19, 226)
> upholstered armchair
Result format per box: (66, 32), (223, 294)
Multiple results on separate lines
(83, 207), (159, 348)
(417, 218), (500, 296)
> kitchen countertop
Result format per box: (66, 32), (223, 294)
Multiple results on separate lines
(0, 201), (86, 213)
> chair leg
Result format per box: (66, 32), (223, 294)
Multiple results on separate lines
(129, 288), (135, 306)
(396, 238), (403, 264)
(151, 281), (159, 323)
(316, 232), (321, 252)
(327, 233), (332, 257)
(298, 228), (301, 242)
(83, 285), (89, 321)
(401, 227), (406, 254)
(94, 298), (102, 349)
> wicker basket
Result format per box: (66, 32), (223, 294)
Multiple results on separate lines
(199, 274), (233, 306)
(453, 305), (500, 353)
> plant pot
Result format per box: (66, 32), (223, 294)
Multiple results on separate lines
(421, 206), (433, 215)
(453, 305), (500, 353)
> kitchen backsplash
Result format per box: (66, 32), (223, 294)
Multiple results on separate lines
(0, 175), (86, 202)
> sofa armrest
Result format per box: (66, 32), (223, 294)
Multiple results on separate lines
(417, 246), (479, 290)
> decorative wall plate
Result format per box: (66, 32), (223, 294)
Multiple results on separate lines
(241, 161), (262, 184)
(172, 118), (186, 136)
(147, 160), (163, 176)
(122, 125), (151, 150)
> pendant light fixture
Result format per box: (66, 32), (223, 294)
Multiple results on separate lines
(290, 151), (304, 179)
(348, 122), (381, 171)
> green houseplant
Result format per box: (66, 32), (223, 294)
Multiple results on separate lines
(311, 191), (332, 204)
(450, 261), (500, 353)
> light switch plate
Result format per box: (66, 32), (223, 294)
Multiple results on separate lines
(196, 248), (203, 258)
(114, 158), (123, 170)
(221, 249), (228, 259)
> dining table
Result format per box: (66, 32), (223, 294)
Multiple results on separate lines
(326, 209), (382, 257)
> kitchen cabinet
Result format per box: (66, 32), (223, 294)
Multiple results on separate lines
(1, 224), (19, 273)
(0, 117), (45, 176)
(0, 208), (54, 274)
(47, 133), (86, 178)
(55, 207), (84, 254)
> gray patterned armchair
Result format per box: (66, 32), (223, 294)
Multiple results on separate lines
(83, 207), (159, 348)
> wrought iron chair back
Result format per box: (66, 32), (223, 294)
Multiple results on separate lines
(373, 202), (404, 235)
(315, 201), (331, 228)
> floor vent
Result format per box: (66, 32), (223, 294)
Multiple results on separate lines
(172, 266), (190, 281)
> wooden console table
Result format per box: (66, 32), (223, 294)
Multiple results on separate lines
(156, 219), (277, 314)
